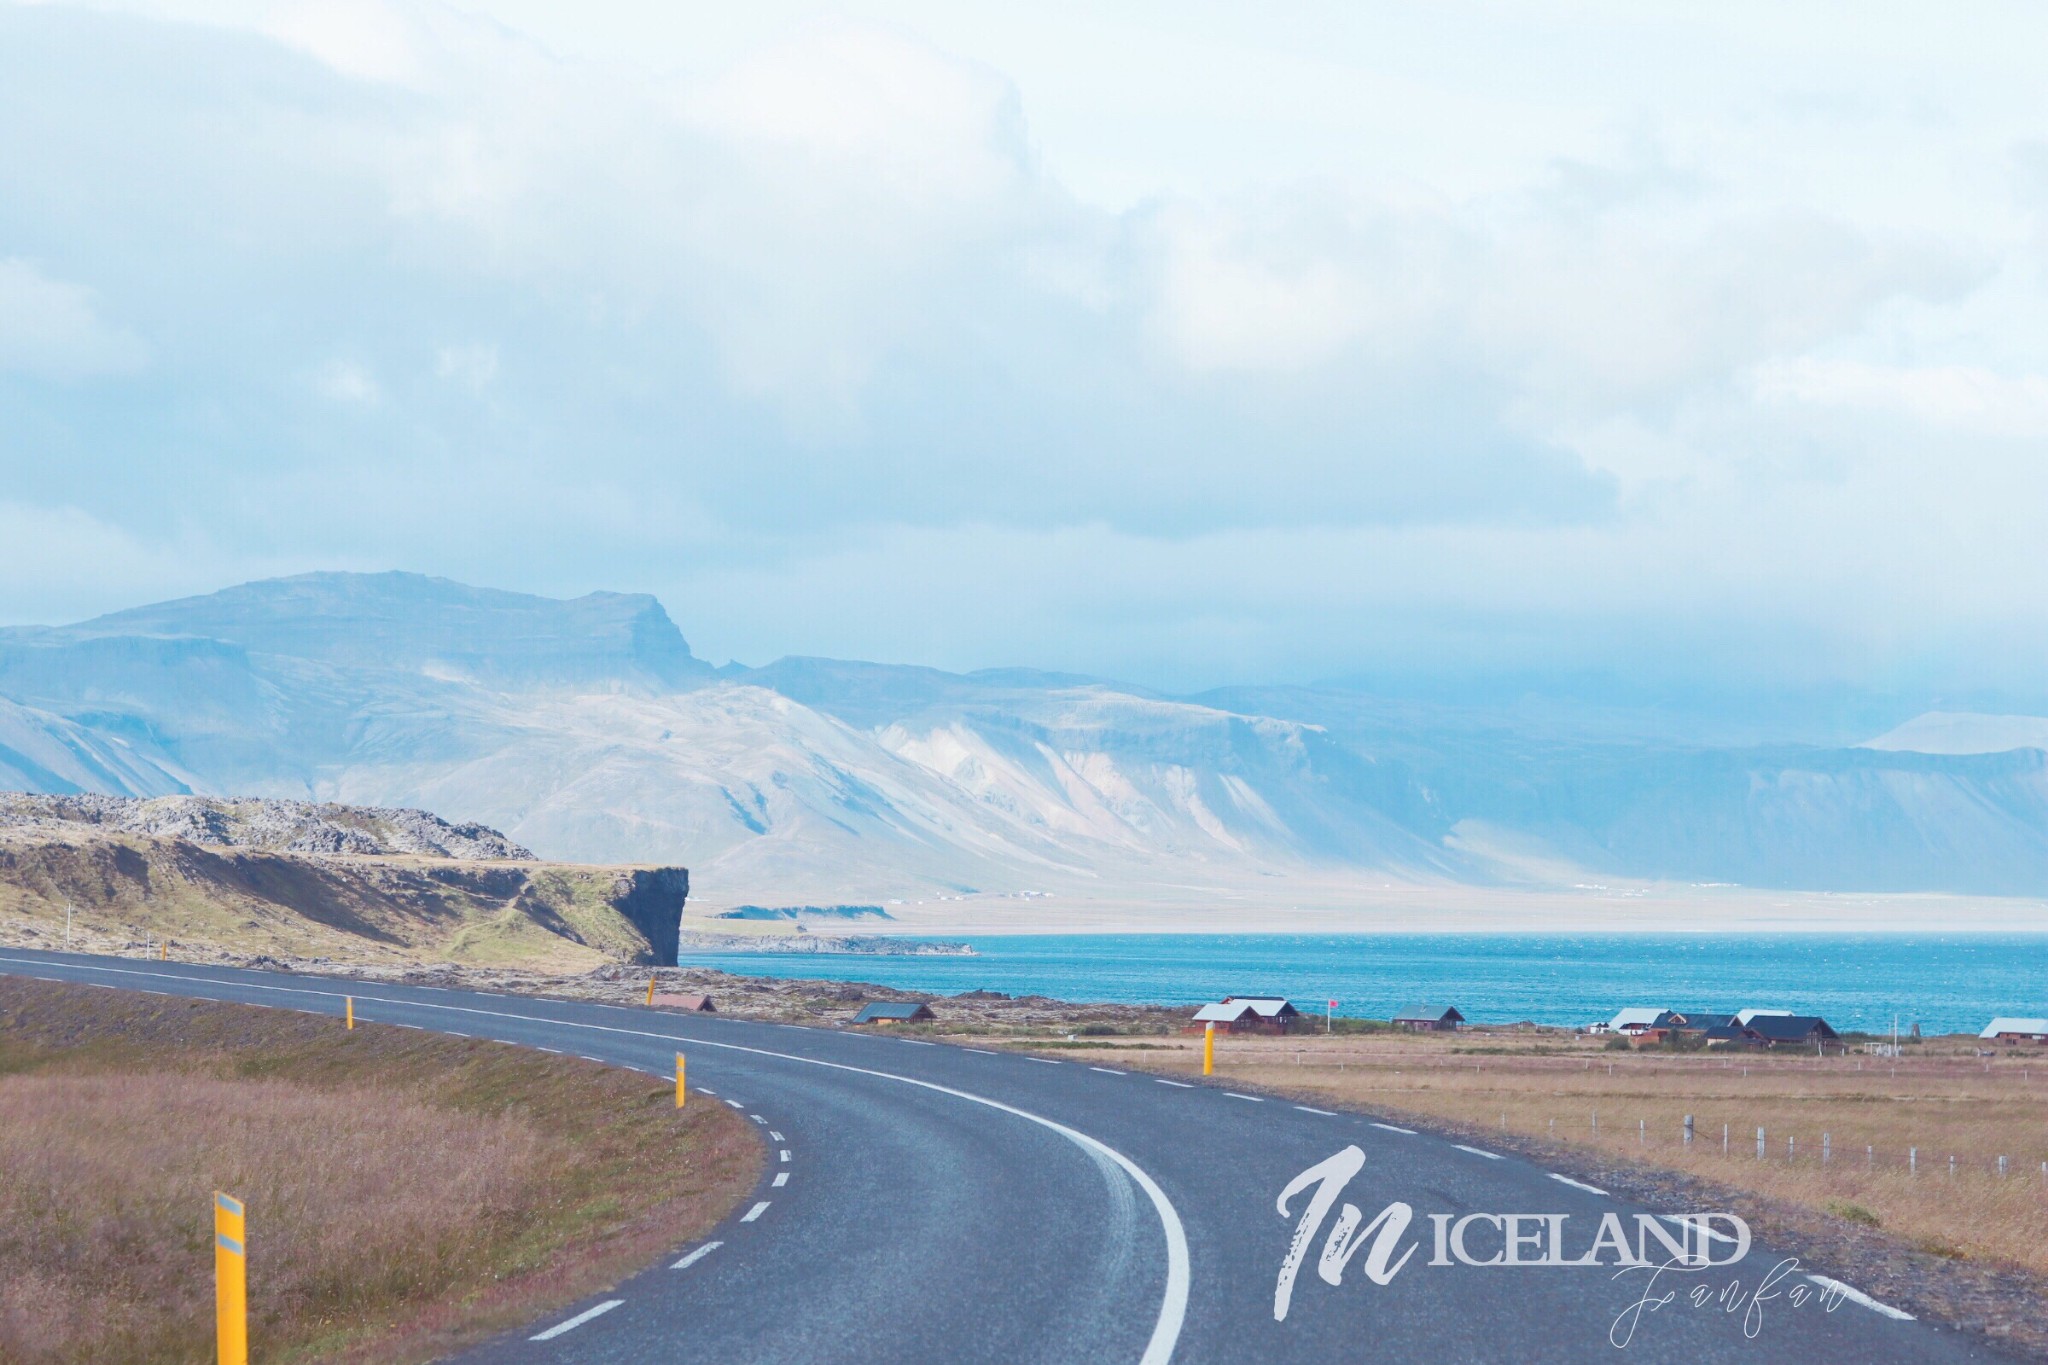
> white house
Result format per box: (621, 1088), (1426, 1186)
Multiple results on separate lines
(1979, 1017), (2048, 1044)
(1608, 1007), (1681, 1034)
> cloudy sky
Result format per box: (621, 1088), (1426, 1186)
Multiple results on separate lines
(3, 1), (2046, 700)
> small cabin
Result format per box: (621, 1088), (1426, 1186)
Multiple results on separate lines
(1742, 1014), (1841, 1053)
(852, 1001), (937, 1026)
(1186, 996), (1301, 1035)
(1392, 1005), (1464, 1033)
(652, 993), (717, 1012)
(1980, 1017), (2048, 1045)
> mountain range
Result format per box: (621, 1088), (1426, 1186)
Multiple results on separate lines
(3, 571), (2046, 920)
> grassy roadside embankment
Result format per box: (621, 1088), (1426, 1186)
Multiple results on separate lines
(0, 978), (759, 1364)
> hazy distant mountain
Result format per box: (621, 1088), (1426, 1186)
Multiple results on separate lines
(3, 571), (2047, 902)
(1863, 711), (2048, 756)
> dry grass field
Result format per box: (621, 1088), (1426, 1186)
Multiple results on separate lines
(0, 978), (759, 1364)
(1015, 1027), (2048, 1279)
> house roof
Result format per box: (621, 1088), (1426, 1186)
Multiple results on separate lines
(853, 1001), (933, 1022)
(1980, 1017), (2048, 1038)
(1194, 997), (1299, 1021)
(1392, 1005), (1463, 1023)
(1609, 1007), (1677, 1030)
(1671, 1011), (1734, 1030)
(1745, 1014), (1837, 1041)
(1735, 1008), (1793, 1025)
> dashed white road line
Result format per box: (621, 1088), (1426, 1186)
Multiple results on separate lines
(1293, 1105), (1337, 1116)
(1224, 1092), (1263, 1103)
(773, 1172), (789, 1187)
(741, 1201), (771, 1223)
(698, 1088), (717, 1095)
(670, 1241), (722, 1271)
(1155, 1079), (1194, 1088)
(1025, 1056), (1060, 1065)
(779, 1149), (791, 1163)
(899, 1039), (936, 1046)
(579, 1055), (605, 1063)
(1453, 1144), (1502, 1160)
(750, 1114), (767, 1124)
(1090, 1066), (1127, 1075)
(769, 1130), (783, 1141)
(964, 1048), (997, 1055)
(725, 1099), (745, 1109)
(1807, 1275), (1915, 1321)
(1660, 1214), (1739, 1245)
(1547, 1173), (1608, 1195)
(1370, 1122), (1416, 1134)
(530, 1300), (623, 1341)
(537, 1046), (562, 1054)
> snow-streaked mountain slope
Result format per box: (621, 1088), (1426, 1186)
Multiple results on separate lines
(5, 572), (2048, 901)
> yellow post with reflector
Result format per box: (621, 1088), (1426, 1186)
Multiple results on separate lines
(646, 975), (657, 1006)
(214, 1191), (247, 1365)
(675, 1052), (686, 1107)
(1203, 1022), (1215, 1077)
(344, 996), (354, 1030)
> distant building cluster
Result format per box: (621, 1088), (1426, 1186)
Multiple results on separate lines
(1595, 1006), (1844, 1052)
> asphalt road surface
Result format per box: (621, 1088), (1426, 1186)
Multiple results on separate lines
(0, 949), (2015, 1364)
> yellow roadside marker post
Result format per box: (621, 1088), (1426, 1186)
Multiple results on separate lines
(675, 1052), (686, 1107)
(214, 1191), (247, 1365)
(344, 996), (354, 1030)
(160, 941), (168, 961)
(646, 975), (657, 1006)
(1203, 1022), (1215, 1077)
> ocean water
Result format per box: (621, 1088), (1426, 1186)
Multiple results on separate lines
(676, 933), (2048, 1036)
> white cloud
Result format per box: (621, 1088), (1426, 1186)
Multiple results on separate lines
(1753, 356), (2048, 437)
(4, 0), (2048, 699)
(315, 359), (381, 405)
(0, 259), (149, 379)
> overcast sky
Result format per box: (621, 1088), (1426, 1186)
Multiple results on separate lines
(3, 1), (2046, 699)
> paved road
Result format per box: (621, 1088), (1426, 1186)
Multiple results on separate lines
(0, 949), (2012, 1364)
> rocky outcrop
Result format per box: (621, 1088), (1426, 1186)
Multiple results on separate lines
(0, 793), (534, 861)
(602, 867), (691, 966)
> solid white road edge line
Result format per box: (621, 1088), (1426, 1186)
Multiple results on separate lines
(1, 953), (1192, 1365)
(741, 1202), (771, 1222)
(671, 1241), (722, 1270)
(1370, 1122), (1416, 1134)
(1453, 1144), (1503, 1160)
(1547, 1173), (1608, 1195)
(1806, 1274), (1915, 1321)
(529, 1300), (623, 1341)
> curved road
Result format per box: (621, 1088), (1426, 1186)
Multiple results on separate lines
(0, 949), (2012, 1364)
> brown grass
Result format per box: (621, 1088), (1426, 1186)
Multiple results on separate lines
(1015, 1029), (2048, 1278)
(0, 979), (760, 1364)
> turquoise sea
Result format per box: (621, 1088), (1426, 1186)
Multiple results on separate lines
(677, 933), (2048, 1036)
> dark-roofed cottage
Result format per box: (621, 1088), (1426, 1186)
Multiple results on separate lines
(1742, 1014), (1841, 1053)
(852, 1000), (937, 1026)
(1392, 1006), (1465, 1032)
